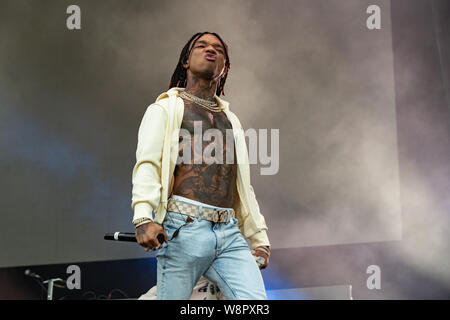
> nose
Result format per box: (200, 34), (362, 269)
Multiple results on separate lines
(205, 46), (217, 55)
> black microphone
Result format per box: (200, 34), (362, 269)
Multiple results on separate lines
(24, 269), (41, 279)
(104, 232), (136, 242)
(104, 232), (165, 244)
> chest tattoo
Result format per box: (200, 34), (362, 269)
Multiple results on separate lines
(172, 99), (238, 208)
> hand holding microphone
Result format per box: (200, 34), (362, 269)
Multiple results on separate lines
(106, 221), (168, 252)
(134, 221), (168, 251)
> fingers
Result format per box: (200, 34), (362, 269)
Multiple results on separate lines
(153, 224), (168, 244)
(153, 239), (163, 250)
(137, 235), (162, 251)
(136, 223), (168, 251)
(258, 256), (269, 269)
(141, 241), (152, 251)
(252, 249), (269, 269)
(146, 238), (160, 251)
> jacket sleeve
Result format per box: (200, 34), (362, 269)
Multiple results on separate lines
(131, 103), (167, 223)
(230, 111), (271, 250)
(247, 184), (271, 250)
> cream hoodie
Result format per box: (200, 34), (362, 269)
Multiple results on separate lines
(131, 87), (269, 249)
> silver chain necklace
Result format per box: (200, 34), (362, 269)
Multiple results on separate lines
(180, 90), (217, 106)
(179, 91), (224, 112)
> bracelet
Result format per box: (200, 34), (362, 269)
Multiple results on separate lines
(135, 221), (153, 228)
(254, 246), (270, 256)
(133, 217), (153, 228)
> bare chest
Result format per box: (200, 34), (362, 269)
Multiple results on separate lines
(180, 102), (233, 134)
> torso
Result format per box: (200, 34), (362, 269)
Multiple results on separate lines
(171, 97), (238, 208)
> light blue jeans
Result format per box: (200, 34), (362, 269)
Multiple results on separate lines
(156, 195), (267, 300)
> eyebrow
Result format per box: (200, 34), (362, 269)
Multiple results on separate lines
(196, 40), (224, 51)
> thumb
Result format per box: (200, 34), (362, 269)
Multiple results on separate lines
(156, 224), (168, 243)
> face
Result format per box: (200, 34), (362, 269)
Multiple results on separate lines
(183, 33), (227, 81)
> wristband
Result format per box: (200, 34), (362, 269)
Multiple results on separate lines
(254, 246), (270, 256)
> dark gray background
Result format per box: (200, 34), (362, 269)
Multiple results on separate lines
(1, 0), (402, 267)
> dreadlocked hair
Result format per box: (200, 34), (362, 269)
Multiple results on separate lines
(169, 32), (231, 96)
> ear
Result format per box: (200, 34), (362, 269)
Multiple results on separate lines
(182, 57), (189, 70)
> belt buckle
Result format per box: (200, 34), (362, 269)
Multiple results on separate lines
(216, 209), (228, 223)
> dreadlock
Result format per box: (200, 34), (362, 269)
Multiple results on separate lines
(169, 32), (231, 96)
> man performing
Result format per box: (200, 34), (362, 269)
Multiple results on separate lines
(131, 31), (271, 300)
